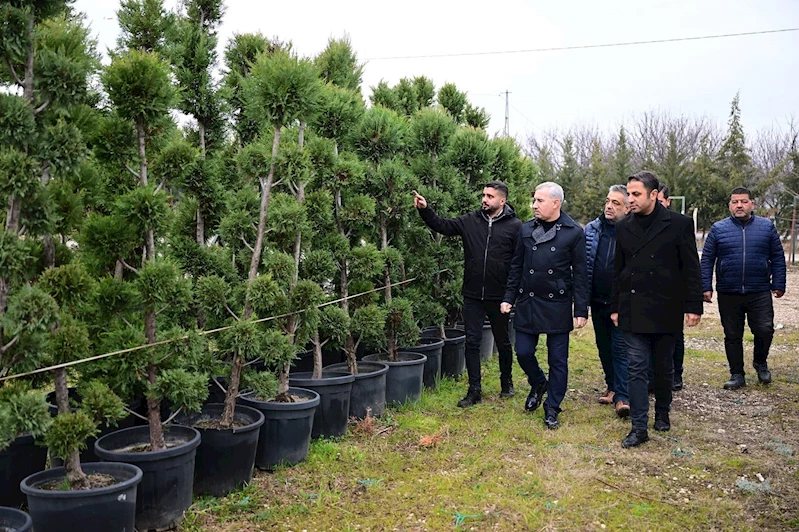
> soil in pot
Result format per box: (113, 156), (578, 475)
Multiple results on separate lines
(0, 434), (47, 508)
(0, 506), (32, 532)
(175, 403), (264, 497)
(20, 462), (141, 532)
(237, 387), (319, 471)
(94, 425), (200, 531)
(362, 352), (426, 406)
(324, 361), (388, 418)
(289, 371), (354, 439)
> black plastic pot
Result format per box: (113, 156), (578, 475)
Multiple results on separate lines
(94, 424), (200, 531)
(238, 387), (319, 471)
(0, 506), (32, 531)
(289, 371), (354, 439)
(45, 389), (140, 466)
(479, 322), (494, 361)
(401, 338), (444, 389)
(289, 348), (344, 372)
(0, 434), (47, 508)
(20, 462), (141, 532)
(175, 403), (264, 497)
(421, 327), (466, 379)
(324, 361), (388, 418)
(362, 352), (427, 406)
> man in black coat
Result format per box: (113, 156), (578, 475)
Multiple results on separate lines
(502, 182), (589, 429)
(414, 181), (522, 407)
(611, 171), (703, 448)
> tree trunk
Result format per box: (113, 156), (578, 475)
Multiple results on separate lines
(277, 361), (290, 397)
(220, 352), (242, 429)
(311, 331), (323, 379)
(54, 367), (89, 487)
(5, 196), (21, 234)
(22, 16), (34, 103)
(137, 119), (148, 186)
(146, 363), (165, 451)
(65, 450), (88, 489)
(145, 229), (155, 263)
(114, 260), (123, 280)
(196, 209), (205, 245)
(381, 219), (392, 302)
(345, 334), (357, 374)
(43, 235), (55, 269)
(244, 126), (281, 319)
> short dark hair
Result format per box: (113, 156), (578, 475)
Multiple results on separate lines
(658, 183), (670, 199)
(628, 171), (660, 193)
(730, 187), (752, 200)
(483, 180), (509, 199)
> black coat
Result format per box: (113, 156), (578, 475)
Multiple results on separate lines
(611, 203), (703, 333)
(418, 204), (522, 301)
(503, 212), (589, 334)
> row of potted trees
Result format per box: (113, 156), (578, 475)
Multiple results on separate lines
(0, 1), (534, 530)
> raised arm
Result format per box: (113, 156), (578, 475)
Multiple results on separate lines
(769, 222), (787, 294)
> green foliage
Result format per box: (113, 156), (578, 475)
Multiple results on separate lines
(437, 83), (467, 123)
(350, 304), (386, 350)
(0, 94), (36, 149)
(315, 36), (362, 92)
(318, 305), (349, 350)
(116, 0), (174, 54)
(43, 410), (97, 461)
(222, 32), (268, 144)
(384, 297), (419, 350)
(246, 274), (281, 319)
(445, 127), (494, 183)
(77, 380), (127, 427)
(408, 107), (457, 158)
(242, 370), (278, 401)
(39, 263), (94, 312)
(49, 319), (91, 365)
(313, 83), (364, 143)
(135, 259), (192, 312)
(369, 80), (398, 111)
(352, 106), (406, 164)
(260, 328), (298, 369)
(0, 388), (51, 449)
(102, 48), (177, 126)
(349, 244), (385, 281)
(300, 249), (337, 285)
(149, 368), (208, 413)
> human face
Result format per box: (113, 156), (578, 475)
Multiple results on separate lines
(533, 188), (561, 222)
(604, 191), (629, 223)
(627, 180), (657, 215)
(481, 187), (506, 217)
(657, 191), (671, 209)
(729, 193), (754, 221)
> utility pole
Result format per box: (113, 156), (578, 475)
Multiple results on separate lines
(503, 90), (510, 137)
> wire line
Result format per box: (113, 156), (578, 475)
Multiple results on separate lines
(364, 28), (799, 61)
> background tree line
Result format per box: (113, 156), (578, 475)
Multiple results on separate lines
(526, 95), (799, 233)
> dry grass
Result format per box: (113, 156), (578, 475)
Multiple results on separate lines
(181, 311), (799, 531)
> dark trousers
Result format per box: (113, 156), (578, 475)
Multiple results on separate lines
(624, 332), (675, 430)
(718, 291), (775, 375)
(591, 303), (629, 403)
(515, 331), (570, 413)
(462, 297), (513, 392)
(648, 329), (684, 384)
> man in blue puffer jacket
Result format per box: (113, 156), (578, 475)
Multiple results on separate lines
(701, 187), (787, 390)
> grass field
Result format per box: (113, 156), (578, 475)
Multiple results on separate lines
(181, 311), (799, 531)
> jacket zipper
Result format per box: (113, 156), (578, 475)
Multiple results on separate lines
(482, 216), (494, 300)
(741, 225), (746, 293)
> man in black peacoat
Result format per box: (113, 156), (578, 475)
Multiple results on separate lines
(611, 171), (703, 448)
(502, 182), (589, 430)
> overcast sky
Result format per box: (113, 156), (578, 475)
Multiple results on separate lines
(74, 0), (798, 143)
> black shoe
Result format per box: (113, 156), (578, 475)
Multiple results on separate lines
(622, 429), (649, 448)
(525, 380), (548, 412)
(723, 373), (746, 390)
(457, 389), (481, 408)
(654, 412), (670, 432)
(500, 380), (515, 398)
(543, 408), (559, 430)
(754, 363), (772, 385)
(672, 374), (683, 391)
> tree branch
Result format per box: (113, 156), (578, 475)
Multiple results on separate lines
(124, 163), (140, 179)
(7, 59), (22, 86)
(154, 177), (167, 194)
(0, 334), (21, 355)
(123, 406), (149, 422)
(239, 235), (255, 254)
(155, 305), (169, 316)
(33, 99), (51, 115)
(116, 312), (136, 330)
(225, 304), (240, 321)
(163, 407), (184, 425)
(120, 258), (139, 275)
(242, 358), (263, 368)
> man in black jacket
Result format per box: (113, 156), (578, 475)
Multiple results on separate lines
(414, 181), (522, 407)
(611, 171), (703, 448)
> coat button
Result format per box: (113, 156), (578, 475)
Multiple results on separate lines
(631, 289), (636, 294)
(551, 246), (556, 251)
(530, 292), (534, 297)
(651, 254), (655, 258)
(529, 269), (534, 274)
(548, 269), (553, 274)
(532, 246), (537, 250)
(549, 293), (554, 298)
(559, 289), (565, 294)
(519, 288), (523, 293)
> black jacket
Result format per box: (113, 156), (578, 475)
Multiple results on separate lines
(611, 202), (703, 333)
(418, 204), (522, 301)
(503, 211), (589, 334)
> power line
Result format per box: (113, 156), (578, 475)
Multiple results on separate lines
(364, 28), (799, 61)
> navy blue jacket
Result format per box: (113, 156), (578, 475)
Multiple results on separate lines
(503, 211), (589, 334)
(419, 204), (522, 301)
(701, 215), (786, 294)
(585, 216), (617, 305)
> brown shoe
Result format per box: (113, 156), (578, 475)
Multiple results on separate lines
(615, 400), (630, 418)
(598, 389), (615, 405)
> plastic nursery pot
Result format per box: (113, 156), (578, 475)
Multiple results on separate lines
(94, 425), (200, 532)
(237, 387), (320, 471)
(362, 352), (427, 406)
(324, 361), (388, 418)
(401, 337), (444, 389)
(421, 327), (466, 379)
(0, 506), (32, 532)
(20, 462), (142, 532)
(479, 322), (494, 361)
(0, 433), (48, 508)
(289, 371), (354, 439)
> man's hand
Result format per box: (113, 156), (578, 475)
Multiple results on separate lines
(773, 290), (785, 298)
(412, 190), (427, 209)
(574, 317), (587, 329)
(685, 313), (701, 327)
(610, 312), (618, 327)
(500, 302), (512, 314)
(703, 291), (713, 303)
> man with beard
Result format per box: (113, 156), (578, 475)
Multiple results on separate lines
(414, 181), (522, 407)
